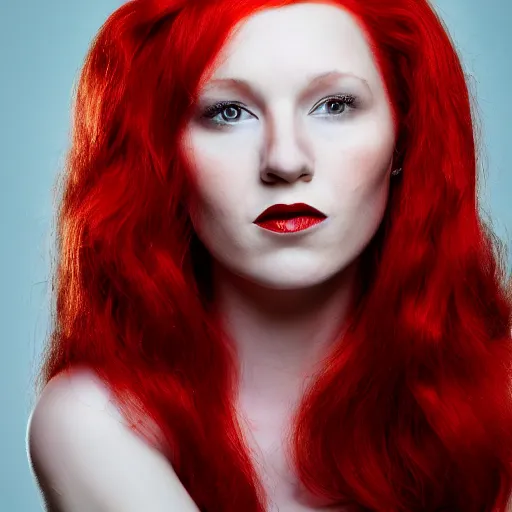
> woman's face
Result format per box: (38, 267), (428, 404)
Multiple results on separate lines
(182, 2), (396, 291)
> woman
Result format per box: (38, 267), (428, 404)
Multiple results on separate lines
(26, 0), (512, 510)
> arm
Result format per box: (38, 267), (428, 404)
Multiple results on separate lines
(26, 369), (200, 512)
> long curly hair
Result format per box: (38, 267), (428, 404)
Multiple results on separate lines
(34, 0), (512, 510)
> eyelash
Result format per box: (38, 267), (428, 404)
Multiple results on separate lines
(201, 94), (358, 127)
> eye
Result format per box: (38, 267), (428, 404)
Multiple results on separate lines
(200, 94), (359, 127)
(201, 102), (253, 127)
(309, 94), (357, 118)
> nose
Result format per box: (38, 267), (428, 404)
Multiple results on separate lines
(260, 117), (313, 184)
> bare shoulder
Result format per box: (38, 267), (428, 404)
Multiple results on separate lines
(26, 366), (199, 512)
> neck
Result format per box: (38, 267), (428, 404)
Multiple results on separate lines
(210, 259), (359, 413)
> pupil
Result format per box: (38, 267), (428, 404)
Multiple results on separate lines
(223, 106), (239, 120)
(328, 101), (344, 113)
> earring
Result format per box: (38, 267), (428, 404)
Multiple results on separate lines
(391, 167), (402, 176)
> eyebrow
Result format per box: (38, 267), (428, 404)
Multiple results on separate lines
(201, 70), (370, 98)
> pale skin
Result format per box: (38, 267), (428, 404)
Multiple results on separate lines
(184, 4), (395, 508)
(28, 3), (491, 511)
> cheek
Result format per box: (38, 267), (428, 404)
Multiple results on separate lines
(325, 136), (394, 195)
(186, 151), (250, 232)
(320, 134), (394, 241)
(313, 108), (395, 185)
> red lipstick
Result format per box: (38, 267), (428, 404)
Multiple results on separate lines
(253, 203), (327, 234)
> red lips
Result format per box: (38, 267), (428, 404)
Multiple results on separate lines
(254, 203), (326, 223)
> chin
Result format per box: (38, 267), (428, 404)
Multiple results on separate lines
(235, 262), (347, 291)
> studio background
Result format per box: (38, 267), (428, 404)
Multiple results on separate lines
(0, 1), (510, 509)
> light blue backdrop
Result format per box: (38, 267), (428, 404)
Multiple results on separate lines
(1, 1), (510, 509)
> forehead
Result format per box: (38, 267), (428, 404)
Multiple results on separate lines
(202, 3), (380, 95)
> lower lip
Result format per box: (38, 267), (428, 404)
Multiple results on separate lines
(255, 216), (326, 233)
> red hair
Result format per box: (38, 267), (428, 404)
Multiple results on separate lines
(36, 0), (512, 510)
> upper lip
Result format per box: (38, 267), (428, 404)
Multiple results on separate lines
(254, 203), (327, 223)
